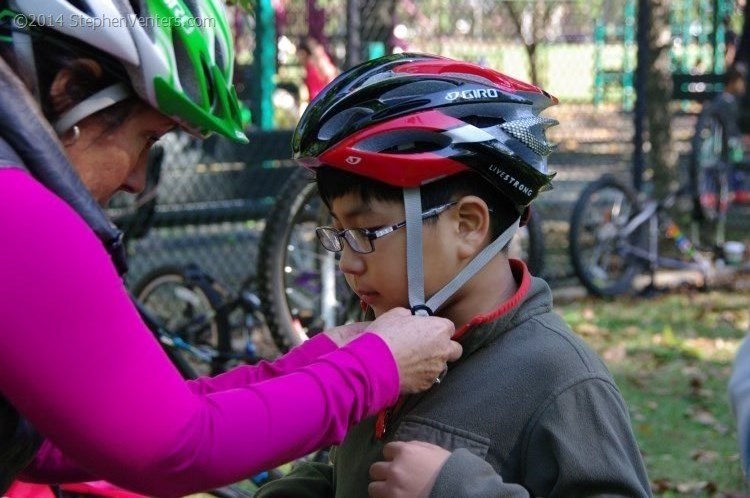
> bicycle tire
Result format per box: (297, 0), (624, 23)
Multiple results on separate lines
(133, 264), (232, 376)
(509, 206), (545, 277)
(257, 169), (358, 352)
(569, 175), (646, 297)
(689, 105), (732, 221)
(134, 299), (199, 380)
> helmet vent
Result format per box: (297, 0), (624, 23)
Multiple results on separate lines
(461, 115), (504, 129)
(214, 35), (226, 72)
(356, 130), (451, 154)
(380, 80), (456, 100)
(68, 0), (94, 16)
(441, 72), (497, 88)
(371, 99), (430, 120)
(182, 0), (201, 20)
(318, 107), (373, 140)
(201, 57), (215, 104)
(173, 36), (202, 103)
(126, 0), (142, 18)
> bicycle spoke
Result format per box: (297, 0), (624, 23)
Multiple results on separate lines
(570, 176), (646, 296)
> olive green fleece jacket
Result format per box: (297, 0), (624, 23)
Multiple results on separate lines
(256, 262), (651, 498)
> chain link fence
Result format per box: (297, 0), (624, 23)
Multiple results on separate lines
(114, 0), (749, 295)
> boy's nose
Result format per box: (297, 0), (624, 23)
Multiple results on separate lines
(338, 245), (366, 276)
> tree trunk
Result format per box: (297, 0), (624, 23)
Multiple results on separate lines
(526, 43), (538, 85)
(646, 0), (677, 199)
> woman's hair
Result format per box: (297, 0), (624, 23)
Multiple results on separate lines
(315, 165), (519, 240)
(0, 35), (138, 130)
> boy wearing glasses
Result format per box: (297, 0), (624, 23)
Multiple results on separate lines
(258, 53), (650, 497)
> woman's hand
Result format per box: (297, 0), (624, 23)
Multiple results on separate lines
(368, 441), (452, 498)
(324, 308), (461, 394)
(365, 308), (462, 394)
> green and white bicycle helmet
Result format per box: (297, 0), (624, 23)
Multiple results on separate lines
(5, 0), (247, 142)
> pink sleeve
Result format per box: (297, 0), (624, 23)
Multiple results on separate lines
(0, 170), (399, 498)
(187, 334), (338, 394)
(23, 334), (340, 481)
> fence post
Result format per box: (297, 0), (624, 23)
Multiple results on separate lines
(253, 0), (276, 130)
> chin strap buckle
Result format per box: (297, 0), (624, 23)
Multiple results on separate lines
(410, 304), (434, 316)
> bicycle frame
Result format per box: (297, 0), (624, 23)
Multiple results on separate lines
(611, 194), (713, 277)
(134, 299), (208, 379)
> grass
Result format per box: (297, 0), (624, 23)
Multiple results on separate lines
(558, 289), (750, 497)
(190, 287), (750, 498)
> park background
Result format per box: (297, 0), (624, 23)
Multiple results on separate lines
(114, 1), (750, 495)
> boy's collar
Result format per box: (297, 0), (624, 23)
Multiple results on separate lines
(358, 259), (531, 332)
(452, 259), (531, 341)
(373, 259), (532, 441)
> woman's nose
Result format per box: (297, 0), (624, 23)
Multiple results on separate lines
(123, 153), (149, 194)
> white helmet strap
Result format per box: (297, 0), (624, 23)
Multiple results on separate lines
(405, 187), (427, 313)
(53, 82), (132, 135)
(404, 187), (520, 316)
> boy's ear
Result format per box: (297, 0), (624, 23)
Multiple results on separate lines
(454, 196), (491, 259)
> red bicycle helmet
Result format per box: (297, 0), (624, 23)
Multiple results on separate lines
(293, 52), (558, 212)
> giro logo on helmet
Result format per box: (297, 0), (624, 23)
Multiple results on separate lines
(445, 89), (499, 101)
(346, 156), (363, 165)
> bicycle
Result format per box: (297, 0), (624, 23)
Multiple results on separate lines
(131, 268), (331, 490)
(254, 167), (547, 352)
(568, 174), (746, 297)
(687, 68), (750, 232)
(132, 265), (272, 377)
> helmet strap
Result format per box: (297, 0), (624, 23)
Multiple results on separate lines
(404, 188), (427, 314)
(53, 82), (132, 135)
(11, 28), (40, 102)
(403, 188), (520, 317)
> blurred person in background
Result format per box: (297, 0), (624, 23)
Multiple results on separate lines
(297, 36), (339, 102)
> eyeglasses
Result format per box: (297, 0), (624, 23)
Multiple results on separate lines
(316, 201), (458, 254)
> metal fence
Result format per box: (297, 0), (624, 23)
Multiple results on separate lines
(114, 0), (749, 295)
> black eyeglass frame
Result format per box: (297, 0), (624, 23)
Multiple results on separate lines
(315, 201), (458, 254)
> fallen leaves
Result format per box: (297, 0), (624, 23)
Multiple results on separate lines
(685, 406), (729, 435)
(650, 478), (718, 494)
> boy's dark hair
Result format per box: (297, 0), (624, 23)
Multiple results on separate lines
(315, 165), (519, 241)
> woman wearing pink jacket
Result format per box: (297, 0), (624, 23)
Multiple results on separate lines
(0, 2), (461, 496)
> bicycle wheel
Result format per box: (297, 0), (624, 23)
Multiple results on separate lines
(133, 264), (232, 376)
(257, 169), (359, 352)
(689, 107), (731, 221)
(508, 206), (545, 277)
(569, 175), (646, 297)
